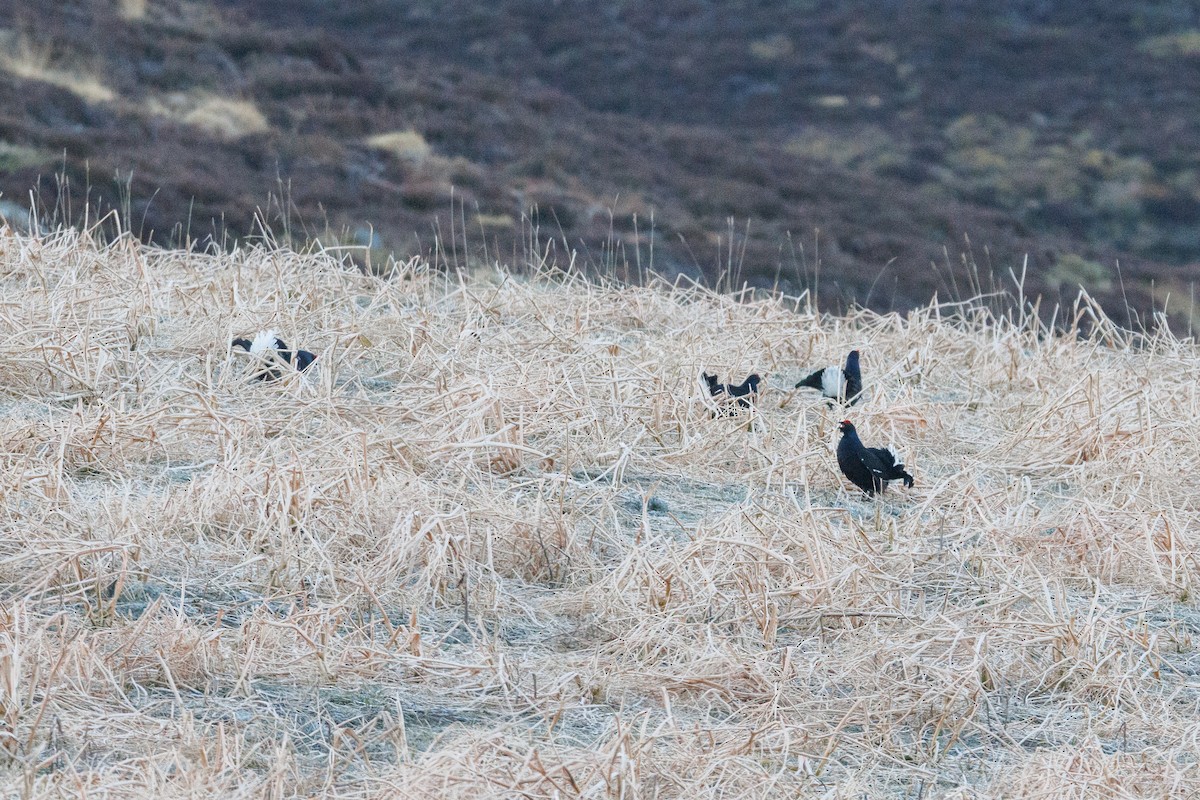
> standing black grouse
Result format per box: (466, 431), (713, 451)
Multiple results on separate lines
(231, 330), (317, 382)
(796, 349), (862, 405)
(836, 419), (914, 496)
(703, 372), (761, 414)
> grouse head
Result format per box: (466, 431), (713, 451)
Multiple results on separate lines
(293, 349), (317, 372)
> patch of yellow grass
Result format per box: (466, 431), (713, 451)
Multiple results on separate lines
(1140, 29), (1200, 57)
(749, 34), (793, 61)
(475, 212), (514, 229)
(118, 0), (148, 20)
(0, 31), (114, 104)
(785, 126), (900, 170)
(0, 228), (1197, 797)
(144, 91), (270, 139)
(1047, 252), (1113, 292)
(0, 141), (56, 171)
(813, 94), (849, 108)
(365, 129), (432, 161)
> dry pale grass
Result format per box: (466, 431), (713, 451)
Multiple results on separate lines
(0, 32), (115, 104)
(0, 227), (1198, 799)
(144, 92), (271, 140)
(118, 0), (149, 21)
(365, 131), (434, 163)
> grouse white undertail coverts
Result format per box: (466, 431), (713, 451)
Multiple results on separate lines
(820, 365), (844, 399)
(250, 329), (282, 355)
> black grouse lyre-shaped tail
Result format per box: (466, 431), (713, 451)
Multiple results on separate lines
(794, 369), (824, 391)
(866, 446), (914, 488)
(836, 419), (913, 495)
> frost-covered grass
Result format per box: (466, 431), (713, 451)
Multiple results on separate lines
(0, 228), (1197, 798)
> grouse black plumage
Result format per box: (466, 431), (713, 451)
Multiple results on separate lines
(703, 372), (761, 414)
(796, 349), (862, 405)
(232, 330), (316, 382)
(836, 419), (914, 496)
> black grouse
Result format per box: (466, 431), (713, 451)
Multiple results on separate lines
(231, 330), (316, 382)
(796, 349), (862, 405)
(836, 419), (914, 496)
(703, 372), (762, 414)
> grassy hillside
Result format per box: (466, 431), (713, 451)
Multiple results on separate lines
(3, 1), (1200, 325)
(0, 229), (1198, 797)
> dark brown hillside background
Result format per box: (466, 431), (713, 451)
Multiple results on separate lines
(3, 0), (1200, 324)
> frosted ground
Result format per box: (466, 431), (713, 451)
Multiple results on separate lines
(0, 229), (1197, 798)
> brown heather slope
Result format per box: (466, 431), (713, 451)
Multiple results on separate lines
(0, 228), (1198, 796)
(2, 1), (1200, 325)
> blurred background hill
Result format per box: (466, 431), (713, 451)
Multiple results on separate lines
(3, 0), (1200, 325)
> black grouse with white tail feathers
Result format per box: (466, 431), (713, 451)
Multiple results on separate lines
(232, 331), (316, 382)
(836, 419), (914, 496)
(703, 372), (761, 414)
(796, 349), (862, 405)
